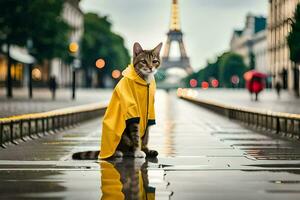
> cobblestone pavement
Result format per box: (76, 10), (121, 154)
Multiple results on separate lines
(1, 90), (300, 199)
(0, 88), (112, 118)
(193, 88), (300, 114)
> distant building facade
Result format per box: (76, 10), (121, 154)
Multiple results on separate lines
(268, 0), (300, 92)
(51, 0), (84, 87)
(0, 46), (35, 87)
(230, 14), (268, 73)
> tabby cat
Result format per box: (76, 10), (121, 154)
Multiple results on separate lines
(72, 42), (162, 160)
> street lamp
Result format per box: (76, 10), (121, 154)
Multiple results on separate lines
(96, 58), (105, 69)
(69, 42), (79, 54)
(69, 42), (80, 100)
(26, 38), (34, 98)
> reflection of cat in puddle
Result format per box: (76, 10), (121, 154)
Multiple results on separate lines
(100, 159), (155, 200)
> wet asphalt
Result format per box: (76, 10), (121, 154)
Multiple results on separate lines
(1, 90), (300, 200)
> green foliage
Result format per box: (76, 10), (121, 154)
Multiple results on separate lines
(155, 69), (167, 82)
(0, 0), (29, 46)
(287, 3), (300, 64)
(202, 59), (220, 81)
(182, 51), (248, 88)
(81, 13), (130, 87)
(0, 0), (72, 62)
(29, 0), (72, 62)
(219, 52), (247, 87)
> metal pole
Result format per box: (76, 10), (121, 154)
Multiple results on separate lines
(72, 69), (76, 100)
(35, 119), (41, 138)
(10, 122), (17, 144)
(276, 117), (280, 134)
(28, 120), (33, 139)
(6, 42), (13, 98)
(0, 123), (5, 148)
(20, 120), (26, 141)
(28, 64), (33, 98)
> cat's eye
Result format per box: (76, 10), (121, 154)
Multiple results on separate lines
(153, 60), (159, 64)
(141, 60), (146, 64)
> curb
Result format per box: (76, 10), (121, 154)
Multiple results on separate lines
(178, 90), (300, 138)
(0, 103), (107, 148)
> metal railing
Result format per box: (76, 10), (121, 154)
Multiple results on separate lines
(0, 103), (107, 148)
(179, 93), (300, 138)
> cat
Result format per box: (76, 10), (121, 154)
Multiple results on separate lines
(72, 42), (162, 160)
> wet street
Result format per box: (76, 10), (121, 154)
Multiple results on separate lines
(1, 90), (300, 199)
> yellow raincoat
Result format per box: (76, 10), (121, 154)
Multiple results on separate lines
(100, 161), (155, 200)
(99, 64), (156, 159)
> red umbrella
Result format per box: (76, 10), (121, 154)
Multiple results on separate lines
(244, 70), (268, 81)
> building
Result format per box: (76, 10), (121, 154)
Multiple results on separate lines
(0, 45), (35, 87)
(0, 0), (84, 89)
(253, 30), (268, 74)
(268, 0), (300, 92)
(50, 0), (84, 87)
(230, 14), (268, 73)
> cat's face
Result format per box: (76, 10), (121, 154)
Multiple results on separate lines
(133, 42), (163, 78)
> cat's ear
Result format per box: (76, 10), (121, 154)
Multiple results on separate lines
(153, 42), (163, 55)
(133, 42), (143, 57)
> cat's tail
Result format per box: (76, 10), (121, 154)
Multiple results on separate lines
(72, 151), (100, 160)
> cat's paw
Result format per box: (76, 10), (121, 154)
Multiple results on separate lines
(114, 151), (123, 158)
(146, 150), (159, 158)
(134, 150), (146, 158)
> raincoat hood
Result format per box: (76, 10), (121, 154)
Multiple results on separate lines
(99, 64), (156, 159)
(122, 63), (149, 86)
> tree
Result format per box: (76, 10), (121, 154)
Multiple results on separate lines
(182, 52), (248, 88)
(182, 56), (221, 87)
(219, 52), (248, 88)
(81, 13), (130, 87)
(203, 60), (220, 81)
(29, 1), (72, 63)
(0, 0), (72, 97)
(249, 52), (256, 70)
(287, 3), (300, 96)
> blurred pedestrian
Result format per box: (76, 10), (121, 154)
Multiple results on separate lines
(49, 76), (57, 100)
(244, 70), (267, 101)
(275, 81), (282, 99)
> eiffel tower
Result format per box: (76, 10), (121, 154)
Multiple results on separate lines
(161, 0), (193, 74)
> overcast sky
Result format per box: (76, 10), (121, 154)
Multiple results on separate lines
(80, 0), (268, 70)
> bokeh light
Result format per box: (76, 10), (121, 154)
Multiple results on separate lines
(96, 59), (105, 69)
(211, 79), (219, 88)
(231, 75), (240, 84)
(182, 88), (188, 96)
(177, 87), (183, 96)
(201, 81), (209, 89)
(32, 68), (42, 81)
(189, 79), (197, 88)
(69, 42), (79, 53)
(112, 69), (121, 79)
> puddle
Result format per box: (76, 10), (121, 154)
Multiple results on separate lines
(245, 164), (300, 168)
(212, 131), (252, 135)
(232, 143), (284, 146)
(265, 190), (300, 193)
(255, 156), (300, 160)
(99, 159), (172, 199)
(222, 138), (272, 141)
(270, 180), (300, 184)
